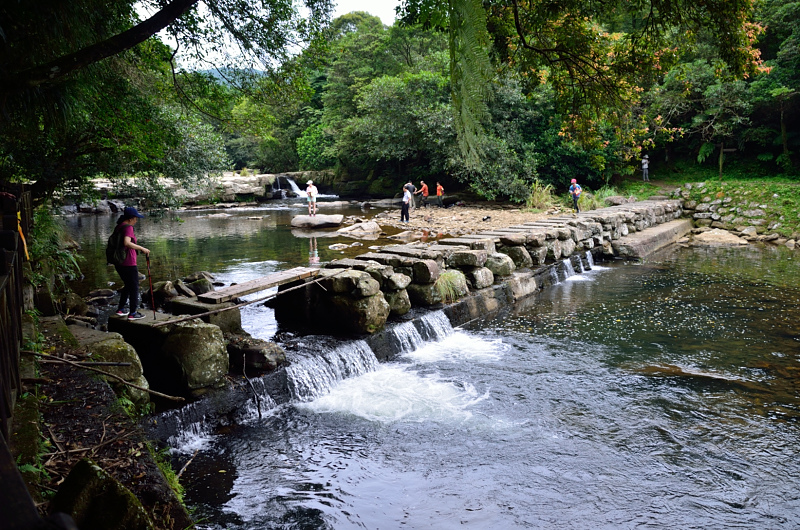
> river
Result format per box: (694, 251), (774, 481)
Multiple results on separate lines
(65, 204), (800, 528)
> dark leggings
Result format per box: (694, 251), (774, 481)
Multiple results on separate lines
(401, 202), (410, 222)
(572, 195), (580, 213)
(115, 264), (140, 313)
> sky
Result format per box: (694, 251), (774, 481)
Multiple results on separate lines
(333, 0), (401, 26)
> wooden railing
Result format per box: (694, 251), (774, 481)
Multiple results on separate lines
(0, 184), (43, 529)
(0, 184), (30, 444)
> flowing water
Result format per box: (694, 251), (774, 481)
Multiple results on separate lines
(65, 208), (800, 528)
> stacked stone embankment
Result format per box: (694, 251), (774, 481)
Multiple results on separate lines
(673, 182), (798, 250)
(272, 199), (686, 334)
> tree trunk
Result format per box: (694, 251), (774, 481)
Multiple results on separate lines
(718, 141), (724, 180)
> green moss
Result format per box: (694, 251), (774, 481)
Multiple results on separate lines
(149, 445), (184, 504)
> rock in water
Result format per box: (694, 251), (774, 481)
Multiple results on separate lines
(691, 229), (749, 247)
(291, 214), (344, 228)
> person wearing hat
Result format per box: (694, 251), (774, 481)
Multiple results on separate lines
(641, 154), (650, 182)
(569, 178), (582, 213)
(306, 180), (318, 216)
(113, 207), (150, 320)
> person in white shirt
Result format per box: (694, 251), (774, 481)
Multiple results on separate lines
(642, 155), (650, 182)
(306, 180), (318, 216)
(400, 185), (411, 223)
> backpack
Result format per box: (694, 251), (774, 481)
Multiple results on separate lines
(106, 227), (127, 265)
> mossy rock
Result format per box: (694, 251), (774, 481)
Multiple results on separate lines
(87, 339), (143, 381)
(50, 459), (155, 530)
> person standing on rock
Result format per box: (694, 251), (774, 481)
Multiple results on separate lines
(401, 185), (411, 223)
(436, 181), (444, 208)
(416, 180), (429, 208)
(641, 154), (650, 182)
(569, 178), (582, 213)
(306, 180), (318, 216)
(113, 207), (150, 320)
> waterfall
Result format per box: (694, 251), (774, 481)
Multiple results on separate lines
(573, 256), (585, 273)
(286, 340), (378, 401)
(285, 178), (307, 197)
(417, 311), (454, 341)
(391, 321), (426, 353)
(159, 401), (219, 454)
(585, 250), (595, 269)
(560, 258), (576, 280)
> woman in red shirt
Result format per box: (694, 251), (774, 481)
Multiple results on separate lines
(113, 207), (150, 320)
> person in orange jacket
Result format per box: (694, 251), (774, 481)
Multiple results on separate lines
(436, 181), (444, 208)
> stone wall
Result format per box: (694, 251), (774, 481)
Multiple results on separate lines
(674, 183), (798, 250)
(270, 199), (686, 336)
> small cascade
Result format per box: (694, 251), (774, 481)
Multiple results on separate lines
(237, 378), (279, 421)
(573, 256), (585, 273)
(158, 401), (218, 454)
(560, 258), (576, 280)
(391, 321), (426, 353)
(548, 266), (560, 286)
(285, 178), (307, 197)
(585, 250), (595, 269)
(416, 310), (454, 342)
(286, 340), (378, 401)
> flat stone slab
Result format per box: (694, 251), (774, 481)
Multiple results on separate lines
(290, 214), (344, 228)
(612, 219), (692, 258)
(67, 325), (123, 346)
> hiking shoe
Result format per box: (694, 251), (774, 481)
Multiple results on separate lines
(115, 309), (129, 317)
(127, 312), (146, 321)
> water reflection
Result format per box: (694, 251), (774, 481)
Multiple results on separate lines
(64, 202), (391, 297)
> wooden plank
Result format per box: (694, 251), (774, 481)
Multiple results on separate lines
(198, 267), (319, 304)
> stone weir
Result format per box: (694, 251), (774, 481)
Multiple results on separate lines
(270, 198), (689, 335)
(146, 198), (689, 444)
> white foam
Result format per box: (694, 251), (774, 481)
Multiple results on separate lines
(299, 365), (486, 423)
(403, 331), (506, 363)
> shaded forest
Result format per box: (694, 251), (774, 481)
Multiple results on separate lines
(1, 0), (798, 204)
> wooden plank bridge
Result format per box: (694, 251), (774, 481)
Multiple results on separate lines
(197, 266), (319, 304)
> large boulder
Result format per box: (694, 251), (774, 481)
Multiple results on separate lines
(85, 338), (143, 382)
(83, 337), (149, 406)
(186, 278), (215, 296)
(385, 272), (412, 291)
(412, 259), (440, 283)
(228, 335), (286, 372)
(325, 293), (390, 334)
(291, 214), (344, 228)
(317, 269), (381, 298)
(485, 253), (516, 277)
(161, 321), (228, 390)
(384, 289), (412, 316)
(499, 246), (533, 269)
(446, 250), (488, 268)
(465, 267), (495, 289)
(337, 220), (382, 239)
(406, 283), (442, 306)
(50, 459), (154, 530)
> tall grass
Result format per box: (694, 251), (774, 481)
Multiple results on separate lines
(524, 179), (557, 211)
(434, 270), (467, 303)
